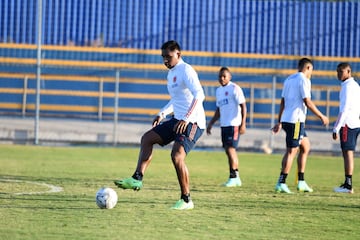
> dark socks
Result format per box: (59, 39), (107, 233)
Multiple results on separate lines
(229, 168), (238, 178)
(132, 171), (143, 181)
(298, 172), (304, 181)
(181, 193), (191, 203)
(279, 173), (305, 183)
(278, 173), (288, 183)
(345, 175), (352, 188)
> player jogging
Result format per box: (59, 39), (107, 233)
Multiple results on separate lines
(271, 58), (329, 193)
(114, 40), (206, 210)
(206, 67), (247, 187)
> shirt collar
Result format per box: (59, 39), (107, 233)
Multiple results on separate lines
(299, 72), (310, 81)
(341, 77), (354, 85)
(170, 59), (184, 71)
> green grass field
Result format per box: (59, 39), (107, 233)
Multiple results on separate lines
(0, 144), (359, 240)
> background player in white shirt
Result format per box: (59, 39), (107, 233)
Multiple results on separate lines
(332, 63), (360, 194)
(114, 40), (206, 210)
(207, 67), (247, 187)
(272, 58), (329, 193)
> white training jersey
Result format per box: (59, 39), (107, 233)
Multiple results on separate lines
(281, 72), (311, 123)
(216, 81), (246, 127)
(158, 59), (206, 129)
(333, 77), (360, 133)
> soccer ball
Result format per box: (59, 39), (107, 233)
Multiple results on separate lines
(95, 187), (118, 209)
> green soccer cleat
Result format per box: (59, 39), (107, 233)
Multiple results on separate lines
(223, 177), (242, 187)
(275, 183), (292, 194)
(297, 180), (313, 192)
(170, 199), (194, 210)
(114, 177), (143, 191)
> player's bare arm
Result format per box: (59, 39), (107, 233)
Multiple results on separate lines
(239, 102), (247, 134)
(239, 123), (246, 135)
(303, 98), (329, 125)
(333, 132), (338, 140)
(272, 98), (284, 134)
(206, 108), (220, 135)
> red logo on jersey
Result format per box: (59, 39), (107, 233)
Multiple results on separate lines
(225, 91), (228, 96)
(173, 76), (177, 82)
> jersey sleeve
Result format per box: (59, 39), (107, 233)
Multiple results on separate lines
(158, 101), (174, 118)
(234, 84), (246, 104)
(182, 66), (205, 122)
(300, 76), (311, 99)
(333, 84), (350, 133)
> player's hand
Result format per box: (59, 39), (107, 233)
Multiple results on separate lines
(174, 120), (188, 134)
(239, 125), (246, 134)
(271, 123), (282, 134)
(152, 116), (163, 127)
(206, 124), (212, 135)
(321, 115), (329, 126)
(332, 132), (338, 140)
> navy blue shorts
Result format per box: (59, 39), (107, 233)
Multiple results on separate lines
(282, 122), (307, 148)
(221, 126), (240, 148)
(152, 118), (204, 154)
(340, 125), (360, 151)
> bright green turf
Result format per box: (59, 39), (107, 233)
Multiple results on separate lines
(0, 145), (359, 240)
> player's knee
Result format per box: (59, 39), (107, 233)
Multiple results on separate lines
(171, 149), (185, 164)
(286, 147), (299, 157)
(301, 147), (310, 155)
(171, 151), (179, 162)
(300, 144), (310, 155)
(225, 146), (236, 154)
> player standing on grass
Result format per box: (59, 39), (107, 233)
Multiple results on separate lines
(114, 40), (206, 210)
(206, 67), (246, 187)
(332, 63), (360, 194)
(271, 58), (329, 193)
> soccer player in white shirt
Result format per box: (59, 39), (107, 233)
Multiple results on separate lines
(114, 40), (206, 210)
(332, 63), (360, 194)
(207, 67), (247, 187)
(272, 58), (329, 193)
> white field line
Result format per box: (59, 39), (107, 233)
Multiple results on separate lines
(0, 179), (63, 195)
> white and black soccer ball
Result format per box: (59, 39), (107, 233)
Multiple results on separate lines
(95, 187), (118, 209)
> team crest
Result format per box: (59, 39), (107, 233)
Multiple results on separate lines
(171, 76), (178, 88)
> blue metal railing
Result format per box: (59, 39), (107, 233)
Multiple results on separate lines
(0, 0), (359, 57)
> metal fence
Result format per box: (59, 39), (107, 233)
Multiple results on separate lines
(0, 44), (345, 126)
